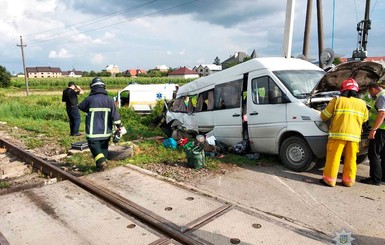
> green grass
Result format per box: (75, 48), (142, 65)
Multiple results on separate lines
(10, 77), (193, 89)
(0, 90), (262, 175)
(0, 180), (10, 189)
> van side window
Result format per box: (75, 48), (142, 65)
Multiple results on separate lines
(252, 76), (284, 104)
(196, 90), (214, 112)
(171, 96), (194, 113)
(214, 79), (242, 110)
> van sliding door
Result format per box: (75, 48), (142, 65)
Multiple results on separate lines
(212, 79), (243, 146)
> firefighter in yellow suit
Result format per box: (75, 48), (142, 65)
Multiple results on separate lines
(320, 78), (369, 187)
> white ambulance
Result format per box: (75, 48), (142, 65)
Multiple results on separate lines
(115, 83), (179, 114)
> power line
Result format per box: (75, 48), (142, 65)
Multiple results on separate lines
(32, 0), (198, 44)
(2, 0), (198, 49)
(23, 0), (161, 40)
(0, 0), (198, 54)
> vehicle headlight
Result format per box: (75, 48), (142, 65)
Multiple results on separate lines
(314, 121), (329, 133)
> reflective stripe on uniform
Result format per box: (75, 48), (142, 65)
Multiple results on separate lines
(322, 108), (332, 119)
(369, 91), (385, 129)
(89, 108), (111, 135)
(86, 133), (113, 138)
(328, 132), (361, 141)
(334, 108), (367, 118)
(95, 153), (105, 161)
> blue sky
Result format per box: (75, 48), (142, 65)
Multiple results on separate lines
(0, 0), (384, 74)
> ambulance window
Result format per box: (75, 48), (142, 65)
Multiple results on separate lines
(214, 79), (242, 110)
(120, 91), (130, 107)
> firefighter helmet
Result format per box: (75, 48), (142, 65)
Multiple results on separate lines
(90, 77), (105, 88)
(340, 78), (359, 93)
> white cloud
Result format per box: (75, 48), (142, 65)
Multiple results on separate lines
(178, 49), (186, 56)
(48, 48), (73, 58)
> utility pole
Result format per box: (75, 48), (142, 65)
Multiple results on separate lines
(362, 0), (371, 52)
(283, 0), (296, 58)
(302, 0), (313, 59)
(17, 36), (29, 96)
(352, 0), (370, 60)
(316, 0), (325, 68)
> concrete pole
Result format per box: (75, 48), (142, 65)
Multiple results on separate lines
(17, 36), (29, 96)
(283, 0), (296, 58)
(303, 0), (313, 59)
(316, 0), (324, 68)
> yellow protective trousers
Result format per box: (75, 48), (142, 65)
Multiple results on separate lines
(322, 139), (359, 187)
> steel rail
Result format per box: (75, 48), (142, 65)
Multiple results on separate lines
(0, 138), (203, 245)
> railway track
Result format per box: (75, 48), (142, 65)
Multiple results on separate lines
(0, 138), (214, 244)
(0, 138), (329, 244)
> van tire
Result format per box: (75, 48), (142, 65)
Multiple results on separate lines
(280, 136), (315, 172)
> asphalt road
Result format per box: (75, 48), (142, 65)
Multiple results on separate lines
(187, 158), (385, 245)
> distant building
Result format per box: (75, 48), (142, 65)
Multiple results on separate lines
(26, 66), (62, 78)
(62, 68), (83, 78)
(221, 50), (256, 70)
(154, 65), (170, 72)
(105, 64), (119, 75)
(193, 64), (222, 77)
(123, 69), (147, 77)
(340, 56), (385, 64)
(168, 67), (199, 79)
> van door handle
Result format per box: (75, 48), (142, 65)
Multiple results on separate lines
(250, 112), (259, 116)
(232, 114), (241, 117)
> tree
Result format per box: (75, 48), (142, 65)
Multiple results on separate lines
(214, 56), (221, 65)
(0, 65), (11, 88)
(333, 57), (342, 66)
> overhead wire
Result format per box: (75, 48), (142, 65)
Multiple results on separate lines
(0, 0), (198, 54)
(32, 0), (199, 44)
(23, 0), (161, 40)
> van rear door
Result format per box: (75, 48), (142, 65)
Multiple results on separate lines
(247, 71), (287, 154)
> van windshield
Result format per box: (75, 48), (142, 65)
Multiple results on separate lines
(273, 70), (325, 99)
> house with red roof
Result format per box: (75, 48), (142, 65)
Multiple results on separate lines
(168, 67), (199, 79)
(123, 69), (147, 77)
(340, 56), (385, 65)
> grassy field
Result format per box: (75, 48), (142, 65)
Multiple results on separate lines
(10, 76), (193, 89)
(0, 87), (257, 175)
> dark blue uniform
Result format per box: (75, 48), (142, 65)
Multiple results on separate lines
(78, 86), (121, 170)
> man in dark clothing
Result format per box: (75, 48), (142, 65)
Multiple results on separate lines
(360, 82), (385, 186)
(62, 81), (84, 136)
(78, 77), (122, 172)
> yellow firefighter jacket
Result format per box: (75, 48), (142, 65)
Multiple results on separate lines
(321, 96), (368, 142)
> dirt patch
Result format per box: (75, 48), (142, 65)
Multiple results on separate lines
(143, 161), (239, 183)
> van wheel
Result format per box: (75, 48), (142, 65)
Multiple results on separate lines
(280, 136), (314, 172)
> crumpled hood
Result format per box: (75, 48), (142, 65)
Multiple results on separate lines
(310, 61), (385, 96)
